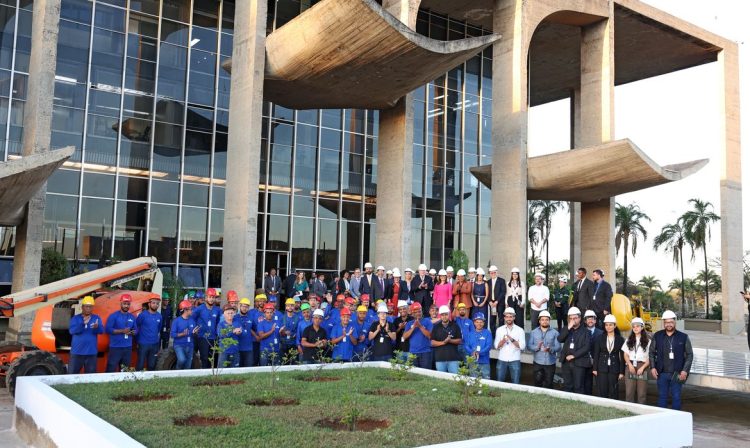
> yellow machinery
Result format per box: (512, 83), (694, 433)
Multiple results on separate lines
(611, 293), (634, 331)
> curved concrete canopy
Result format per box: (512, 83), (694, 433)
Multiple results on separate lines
(223, 0), (500, 109)
(470, 139), (707, 202)
(0, 146), (75, 226)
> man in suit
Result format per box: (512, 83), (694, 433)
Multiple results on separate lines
(411, 264), (434, 314)
(591, 269), (613, 329)
(572, 267), (595, 312)
(557, 306), (592, 394)
(582, 309), (603, 395)
(487, 265), (507, 334)
(349, 268), (362, 301)
(359, 262), (375, 297)
(372, 265), (386, 301)
(264, 268), (282, 298)
(283, 271), (297, 302)
(312, 272), (328, 298)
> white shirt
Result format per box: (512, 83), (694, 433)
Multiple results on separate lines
(621, 337), (651, 363)
(494, 324), (526, 362)
(527, 284), (550, 311)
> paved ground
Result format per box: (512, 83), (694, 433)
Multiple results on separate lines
(686, 330), (749, 353)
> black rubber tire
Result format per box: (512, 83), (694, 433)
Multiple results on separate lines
(6, 350), (66, 396)
(0, 341), (28, 388)
(155, 347), (201, 370)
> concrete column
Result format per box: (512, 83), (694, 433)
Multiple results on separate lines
(221, 0), (268, 299)
(578, 12), (616, 280)
(717, 46), (744, 334)
(7, 0), (61, 342)
(374, 0), (418, 270)
(490, 0), (528, 276)
(569, 89), (581, 276)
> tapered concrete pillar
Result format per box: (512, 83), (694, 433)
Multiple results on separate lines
(578, 12), (616, 280)
(221, 0), (268, 299)
(569, 90), (582, 275)
(7, 0), (61, 342)
(717, 46), (744, 334)
(374, 0), (418, 270)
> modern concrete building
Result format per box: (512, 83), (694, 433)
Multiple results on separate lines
(0, 1), (743, 334)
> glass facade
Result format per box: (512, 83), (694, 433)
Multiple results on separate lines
(0, 0), (493, 291)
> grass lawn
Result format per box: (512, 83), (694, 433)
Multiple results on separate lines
(54, 367), (632, 447)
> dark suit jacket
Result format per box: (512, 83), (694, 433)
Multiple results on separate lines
(591, 280), (613, 316)
(336, 278), (350, 296)
(283, 274), (296, 298)
(573, 278), (595, 311)
(592, 333), (625, 374)
(359, 274), (385, 300)
(312, 279), (328, 297)
(385, 279), (410, 301)
(558, 325), (593, 368)
(410, 275), (434, 307)
(264, 275), (282, 296)
(488, 277), (507, 311)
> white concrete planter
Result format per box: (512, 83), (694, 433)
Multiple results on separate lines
(14, 363), (692, 448)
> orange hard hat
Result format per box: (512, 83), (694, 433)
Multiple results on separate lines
(179, 300), (192, 311)
(340, 308), (352, 316)
(227, 290), (238, 300)
(360, 294), (370, 301)
(410, 303), (422, 312)
(206, 288), (217, 296)
(120, 294), (132, 303)
(336, 294), (346, 302)
(263, 303), (275, 310)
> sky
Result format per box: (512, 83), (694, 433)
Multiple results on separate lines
(526, 0), (749, 287)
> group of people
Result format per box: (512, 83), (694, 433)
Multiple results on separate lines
(66, 263), (694, 410)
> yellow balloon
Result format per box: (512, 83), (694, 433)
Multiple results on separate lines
(611, 293), (633, 331)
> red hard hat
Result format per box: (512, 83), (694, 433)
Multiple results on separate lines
(179, 300), (192, 310)
(344, 297), (355, 305)
(206, 288), (217, 296)
(120, 294), (132, 303)
(361, 294), (370, 301)
(410, 303), (422, 312)
(263, 303), (275, 310)
(336, 294), (346, 302)
(227, 290), (238, 300)
(340, 308), (352, 316)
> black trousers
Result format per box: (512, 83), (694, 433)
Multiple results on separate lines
(596, 371), (620, 399)
(561, 361), (586, 394)
(583, 367), (594, 395)
(555, 303), (569, 331)
(533, 362), (555, 388)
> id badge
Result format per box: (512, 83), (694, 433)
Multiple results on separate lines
(401, 337), (405, 343)
(379, 337), (384, 344)
(208, 321), (212, 327)
(569, 342), (575, 349)
(607, 358), (611, 366)
(274, 338), (278, 345)
(187, 336), (191, 343)
(669, 352), (674, 360)
(476, 345), (481, 352)
(124, 334), (128, 339)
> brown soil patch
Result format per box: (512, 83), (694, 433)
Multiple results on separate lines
(444, 406), (496, 416)
(294, 375), (341, 382)
(246, 397), (300, 406)
(365, 388), (415, 396)
(113, 393), (173, 402)
(192, 378), (246, 387)
(174, 415), (237, 427)
(315, 418), (391, 432)
(485, 390), (502, 398)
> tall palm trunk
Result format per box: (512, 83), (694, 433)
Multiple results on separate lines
(545, 218), (550, 286)
(623, 233), (629, 296)
(703, 248), (710, 316)
(679, 247), (685, 316)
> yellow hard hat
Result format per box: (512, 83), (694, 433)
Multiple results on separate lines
(255, 293), (267, 300)
(285, 298), (295, 305)
(239, 298), (251, 306)
(357, 305), (367, 312)
(81, 296), (95, 306)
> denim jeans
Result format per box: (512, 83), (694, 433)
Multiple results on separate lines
(412, 352), (433, 370)
(68, 354), (97, 374)
(472, 363), (490, 379)
(657, 372), (684, 410)
(217, 352), (239, 368)
(239, 350), (254, 367)
(435, 360), (459, 374)
(496, 360), (521, 384)
(136, 343), (160, 371)
(174, 344), (193, 370)
(106, 347), (132, 372)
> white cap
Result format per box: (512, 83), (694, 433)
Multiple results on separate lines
(377, 265), (385, 271)
(603, 314), (617, 324)
(534, 272), (545, 279)
(438, 269), (447, 276)
(377, 304), (388, 313)
(567, 307), (581, 316)
(503, 307), (516, 316)
(457, 269), (466, 276)
(468, 267), (476, 273)
(538, 310), (551, 319)
(558, 275), (568, 283)
(404, 267), (413, 273)
(313, 309), (325, 317)
(511, 267), (520, 274)
(662, 310), (677, 320)
(386, 270), (392, 275)
(446, 266), (454, 272)
(475, 268), (485, 276)
(429, 268), (437, 275)
(392, 269), (401, 277)
(418, 264), (428, 271)
(488, 265), (498, 272)
(438, 305), (450, 314)
(364, 262), (373, 269)
(631, 317), (645, 326)
(584, 310), (597, 318)
(397, 300), (408, 308)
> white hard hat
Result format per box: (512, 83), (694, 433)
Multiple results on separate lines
(503, 307), (516, 316)
(568, 307), (581, 316)
(364, 262), (373, 269)
(392, 269), (401, 277)
(584, 310), (597, 318)
(418, 264), (428, 271)
(377, 265), (385, 271)
(538, 310), (551, 319)
(429, 268), (437, 275)
(313, 309), (325, 317)
(475, 268), (485, 276)
(631, 317), (645, 326)
(377, 304), (388, 314)
(468, 267), (476, 273)
(386, 270), (392, 275)
(438, 305), (450, 314)
(558, 275), (568, 283)
(404, 267), (413, 273)
(446, 266), (454, 272)
(534, 272), (545, 279)
(457, 269), (466, 276)
(511, 267), (520, 273)
(662, 310), (677, 320)
(489, 265), (498, 272)
(603, 314), (617, 324)
(397, 300), (408, 308)
(438, 269), (447, 276)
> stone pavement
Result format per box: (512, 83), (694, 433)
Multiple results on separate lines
(686, 329), (748, 353)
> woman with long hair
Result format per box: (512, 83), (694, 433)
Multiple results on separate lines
(471, 268), (490, 319)
(433, 269), (453, 312)
(622, 317), (651, 403)
(506, 268), (525, 328)
(592, 314), (625, 399)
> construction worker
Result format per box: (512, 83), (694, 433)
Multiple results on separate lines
(528, 310), (561, 388)
(393, 300), (413, 362)
(193, 290), (204, 307)
(296, 303), (313, 363)
(402, 302), (433, 369)
(649, 310), (694, 410)
(171, 299), (198, 370)
(160, 292), (173, 350)
(216, 305), (242, 368)
(330, 307), (357, 362)
(300, 309), (329, 364)
(257, 303), (281, 366)
(453, 303), (473, 360)
(430, 305), (463, 374)
(280, 298), (301, 358)
(250, 293), (267, 366)
(105, 294), (138, 372)
(135, 297), (162, 371)
(226, 290), (239, 309)
(68, 296), (103, 374)
(236, 298), (254, 367)
(368, 304), (397, 362)
(558, 307), (591, 394)
(352, 305), (370, 362)
(193, 287), (221, 368)
(462, 312), (493, 378)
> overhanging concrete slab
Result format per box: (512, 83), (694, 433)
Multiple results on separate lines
(0, 147), (74, 227)
(470, 139), (707, 202)
(223, 0), (500, 109)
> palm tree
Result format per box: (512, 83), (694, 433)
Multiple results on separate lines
(528, 205), (541, 271)
(683, 277), (701, 315)
(615, 203), (651, 297)
(696, 269), (722, 293)
(637, 275), (662, 310)
(681, 199), (721, 317)
(653, 222), (691, 316)
(529, 200), (566, 283)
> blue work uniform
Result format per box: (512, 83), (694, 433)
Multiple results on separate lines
(257, 319), (280, 365)
(105, 310), (137, 372)
(135, 310), (162, 371)
(170, 315), (196, 370)
(330, 322), (356, 361)
(216, 318), (242, 368)
(69, 313), (103, 374)
(160, 305), (173, 349)
(192, 303), (221, 368)
(405, 317), (433, 369)
(236, 311), (254, 367)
